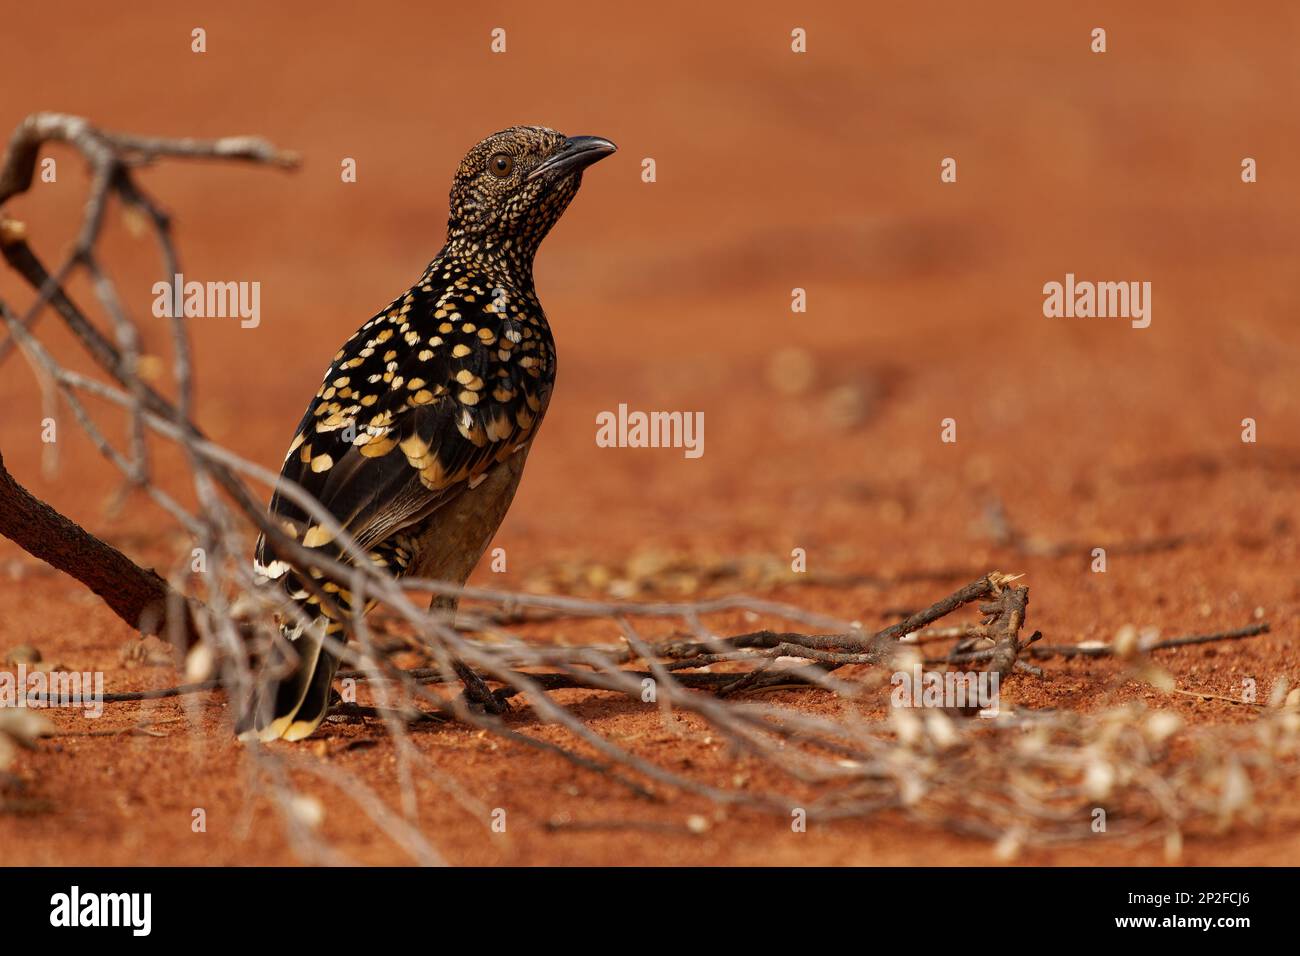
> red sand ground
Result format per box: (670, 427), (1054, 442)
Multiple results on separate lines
(1, 2), (1298, 864)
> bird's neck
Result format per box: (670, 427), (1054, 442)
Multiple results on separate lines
(439, 232), (537, 291)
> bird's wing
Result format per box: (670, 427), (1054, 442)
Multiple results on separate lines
(255, 282), (552, 576)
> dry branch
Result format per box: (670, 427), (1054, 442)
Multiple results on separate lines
(1029, 622), (1269, 659)
(0, 448), (199, 643)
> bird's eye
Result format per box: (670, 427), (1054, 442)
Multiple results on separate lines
(488, 153), (514, 178)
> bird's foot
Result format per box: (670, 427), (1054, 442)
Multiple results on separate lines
(451, 659), (510, 716)
(453, 688), (511, 717)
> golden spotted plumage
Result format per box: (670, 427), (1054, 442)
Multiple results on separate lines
(241, 126), (616, 741)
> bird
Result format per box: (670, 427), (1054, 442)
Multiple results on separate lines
(240, 126), (616, 741)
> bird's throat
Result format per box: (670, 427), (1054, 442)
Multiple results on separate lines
(441, 232), (538, 290)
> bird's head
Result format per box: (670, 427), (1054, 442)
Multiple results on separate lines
(446, 126), (616, 256)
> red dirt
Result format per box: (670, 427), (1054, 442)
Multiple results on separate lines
(1, 1), (1298, 865)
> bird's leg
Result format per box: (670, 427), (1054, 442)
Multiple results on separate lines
(451, 658), (508, 715)
(431, 592), (509, 716)
(323, 686), (365, 724)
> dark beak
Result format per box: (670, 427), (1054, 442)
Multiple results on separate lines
(527, 135), (617, 181)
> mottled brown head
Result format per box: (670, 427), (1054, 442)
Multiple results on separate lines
(447, 126), (616, 257)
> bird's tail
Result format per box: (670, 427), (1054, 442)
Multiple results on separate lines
(237, 616), (344, 743)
